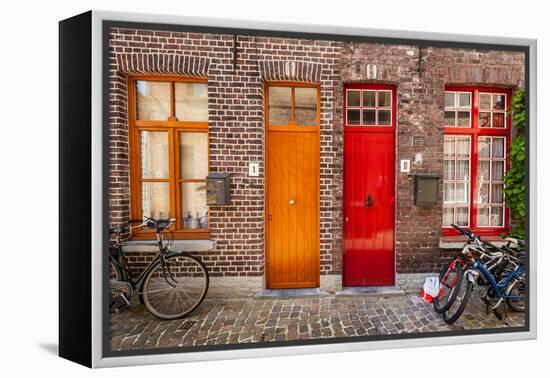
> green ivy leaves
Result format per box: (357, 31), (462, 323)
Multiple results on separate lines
(503, 89), (526, 238)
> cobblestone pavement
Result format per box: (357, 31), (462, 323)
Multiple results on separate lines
(110, 289), (525, 351)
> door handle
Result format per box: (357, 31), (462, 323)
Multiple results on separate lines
(289, 199), (295, 205)
(365, 194), (373, 208)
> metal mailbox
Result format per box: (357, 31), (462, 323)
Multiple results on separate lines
(206, 173), (231, 205)
(414, 174), (440, 206)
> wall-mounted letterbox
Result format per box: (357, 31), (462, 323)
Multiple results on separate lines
(414, 174), (440, 206)
(206, 173), (231, 205)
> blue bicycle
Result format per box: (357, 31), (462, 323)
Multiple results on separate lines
(443, 224), (526, 325)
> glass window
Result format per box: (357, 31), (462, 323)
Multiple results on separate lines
(444, 91), (471, 127)
(477, 136), (506, 227)
(179, 132), (208, 180)
(136, 81), (170, 120)
(444, 89), (509, 232)
(345, 87), (394, 127)
(175, 82), (208, 122)
(268, 87), (292, 125)
(478, 92), (507, 128)
(294, 87), (318, 126)
(130, 78), (210, 237)
(442, 136), (471, 227)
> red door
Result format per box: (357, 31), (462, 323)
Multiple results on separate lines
(343, 85), (395, 287)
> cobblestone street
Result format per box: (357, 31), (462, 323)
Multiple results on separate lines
(109, 288), (525, 352)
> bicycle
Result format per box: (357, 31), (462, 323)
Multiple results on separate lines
(109, 216), (209, 320)
(433, 224), (504, 314)
(442, 224), (526, 325)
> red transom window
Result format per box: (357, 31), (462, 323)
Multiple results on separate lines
(443, 87), (511, 236)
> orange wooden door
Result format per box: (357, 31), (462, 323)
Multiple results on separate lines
(265, 84), (320, 289)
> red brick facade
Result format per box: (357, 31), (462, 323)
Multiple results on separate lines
(108, 26), (524, 286)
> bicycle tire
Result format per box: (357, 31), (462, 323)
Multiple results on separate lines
(443, 270), (474, 325)
(109, 257), (123, 281)
(433, 261), (463, 314)
(142, 253), (209, 320)
(506, 279), (526, 312)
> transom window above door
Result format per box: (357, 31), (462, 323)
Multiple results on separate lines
(345, 88), (394, 127)
(129, 76), (210, 240)
(267, 84), (319, 128)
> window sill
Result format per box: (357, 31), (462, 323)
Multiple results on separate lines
(439, 235), (507, 249)
(121, 239), (215, 253)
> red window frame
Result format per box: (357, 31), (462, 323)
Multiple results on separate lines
(443, 86), (511, 236)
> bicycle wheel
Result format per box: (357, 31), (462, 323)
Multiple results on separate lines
(506, 279), (526, 312)
(109, 257), (123, 281)
(142, 253), (209, 320)
(443, 269), (474, 325)
(433, 261), (463, 314)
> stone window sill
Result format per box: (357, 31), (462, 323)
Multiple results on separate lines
(121, 239), (215, 253)
(439, 235), (507, 249)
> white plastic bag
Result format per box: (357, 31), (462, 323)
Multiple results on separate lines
(421, 276), (440, 303)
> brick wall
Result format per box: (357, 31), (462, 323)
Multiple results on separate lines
(108, 28), (342, 279)
(108, 26), (525, 286)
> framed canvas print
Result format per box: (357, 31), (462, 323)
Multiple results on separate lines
(59, 10), (537, 368)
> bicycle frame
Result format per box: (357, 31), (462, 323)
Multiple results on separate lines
(472, 259), (525, 300)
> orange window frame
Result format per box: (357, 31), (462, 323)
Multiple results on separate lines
(442, 86), (511, 236)
(127, 75), (210, 240)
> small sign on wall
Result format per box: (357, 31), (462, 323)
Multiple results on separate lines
(400, 159), (411, 173)
(249, 162), (260, 177)
(366, 64), (377, 79)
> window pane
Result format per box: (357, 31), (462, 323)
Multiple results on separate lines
(445, 92), (455, 108)
(456, 138), (470, 157)
(443, 207), (454, 226)
(492, 161), (504, 181)
(479, 93), (491, 110)
(362, 91), (376, 107)
(136, 81), (170, 120)
(378, 91), (391, 107)
(140, 131), (169, 179)
(477, 207), (489, 227)
(492, 184), (504, 204)
(455, 183), (468, 203)
(347, 90), (361, 106)
(478, 137), (491, 158)
(478, 161), (490, 181)
(456, 207), (469, 226)
(492, 138), (505, 158)
(363, 109), (376, 125)
(478, 183), (489, 203)
(456, 160), (469, 181)
(444, 137), (455, 157)
(378, 110), (391, 125)
(492, 112), (505, 128)
(491, 206), (504, 227)
(142, 182), (170, 219)
(493, 94), (506, 110)
(294, 87), (318, 126)
(180, 132), (208, 180)
(268, 87), (291, 125)
(347, 109), (361, 125)
(180, 182), (208, 229)
(175, 82), (208, 122)
(458, 93), (470, 108)
(443, 160), (455, 180)
(479, 112), (491, 128)
(457, 111), (470, 127)
(443, 183), (454, 202)
(444, 111), (455, 126)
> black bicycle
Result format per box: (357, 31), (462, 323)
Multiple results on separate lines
(109, 216), (209, 320)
